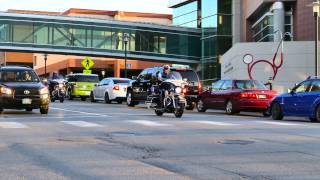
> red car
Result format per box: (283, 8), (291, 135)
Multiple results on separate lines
(197, 80), (277, 116)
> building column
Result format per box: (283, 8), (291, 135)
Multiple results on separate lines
(272, 1), (285, 42)
(114, 61), (121, 78)
(232, 0), (242, 44)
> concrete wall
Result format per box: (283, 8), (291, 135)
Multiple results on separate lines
(222, 41), (316, 93)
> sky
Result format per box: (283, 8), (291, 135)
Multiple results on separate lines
(0, 0), (172, 14)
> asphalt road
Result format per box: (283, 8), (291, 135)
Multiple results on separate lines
(1, 100), (320, 180)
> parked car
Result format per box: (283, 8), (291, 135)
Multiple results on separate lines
(126, 66), (200, 109)
(91, 78), (130, 104)
(0, 66), (50, 114)
(66, 74), (99, 101)
(197, 79), (277, 115)
(270, 77), (320, 122)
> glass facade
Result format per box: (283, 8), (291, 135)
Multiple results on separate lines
(172, 1), (198, 28)
(200, 0), (232, 85)
(252, 6), (293, 42)
(0, 15), (201, 62)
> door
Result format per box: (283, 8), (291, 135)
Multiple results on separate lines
(100, 79), (110, 98)
(216, 80), (233, 108)
(207, 80), (225, 108)
(93, 80), (102, 99)
(283, 80), (311, 115)
(297, 80), (320, 116)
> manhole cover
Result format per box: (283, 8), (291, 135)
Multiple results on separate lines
(219, 140), (255, 145)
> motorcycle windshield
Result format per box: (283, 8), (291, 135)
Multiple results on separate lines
(167, 72), (183, 80)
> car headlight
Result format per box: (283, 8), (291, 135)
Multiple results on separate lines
(40, 87), (49, 95)
(175, 87), (182, 94)
(1, 87), (13, 95)
(58, 83), (64, 89)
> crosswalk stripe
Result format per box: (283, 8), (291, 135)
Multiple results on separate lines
(61, 121), (103, 127)
(190, 121), (240, 126)
(127, 120), (172, 127)
(0, 122), (28, 129)
(255, 121), (301, 126)
(52, 108), (112, 117)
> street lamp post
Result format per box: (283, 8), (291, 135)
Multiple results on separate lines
(44, 54), (48, 78)
(313, 0), (320, 76)
(123, 34), (129, 78)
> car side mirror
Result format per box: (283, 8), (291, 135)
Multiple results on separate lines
(287, 89), (291, 93)
(132, 76), (137, 80)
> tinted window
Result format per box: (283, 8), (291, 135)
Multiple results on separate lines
(1, 69), (40, 82)
(74, 75), (99, 83)
(235, 80), (267, 90)
(113, 79), (130, 84)
(221, 80), (232, 90)
(310, 80), (320, 92)
(294, 81), (311, 93)
(175, 70), (199, 82)
(212, 80), (224, 90)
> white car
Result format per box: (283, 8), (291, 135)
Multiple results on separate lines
(91, 78), (130, 104)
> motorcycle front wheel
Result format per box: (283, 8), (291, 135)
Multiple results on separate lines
(174, 103), (185, 118)
(155, 109), (164, 116)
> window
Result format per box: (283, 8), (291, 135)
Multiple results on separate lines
(235, 80), (267, 90)
(293, 81), (311, 93)
(173, 1), (198, 28)
(113, 79), (130, 84)
(220, 80), (232, 90)
(310, 80), (320, 92)
(212, 80), (224, 90)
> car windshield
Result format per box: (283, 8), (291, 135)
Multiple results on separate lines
(235, 80), (267, 90)
(174, 70), (198, 82)
(74, 75), (99, 83)
(167, 71), (183, 80)
(113, 79), (130, 84)
(1, 69), (40, 82)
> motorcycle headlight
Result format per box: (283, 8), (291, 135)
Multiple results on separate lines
(175, 87), (182, 94)
(1, 87), (13, 95)
(39, 87), (49, 95)
(58, 83), (64, 89)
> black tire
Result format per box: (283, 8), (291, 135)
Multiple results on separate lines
(271, 103), (284, 120)
(67, 88), (74, 100)
(174, 107), (184, 118)
(186, 102), (195, 110)
(314, 105), (320, 122)
(90, 92), (96, 103)
(126, 91), (135, 107)
(197, 99), (207, 112)
(225, 100), (238, 115)
(0, 108), (3, 113)
(155, 109), (164, 116)
(40, 107), (49, 114)
(104, 93), (111, 104)
(117, 100), (122, 104)
(50, 97), (55, 102)
(81, 97), (87, 101)
(59, 97), (64, 103)
(26, 108), (33, 112)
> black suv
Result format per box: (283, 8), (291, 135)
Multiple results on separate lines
(0, 66), (50, 114)
(126, 66), (200, 110)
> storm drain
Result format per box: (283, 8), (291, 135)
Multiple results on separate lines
(218, 140), (255, 145)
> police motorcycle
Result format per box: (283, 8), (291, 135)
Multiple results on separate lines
(49, 78), (66, 103)
(146, 71), (187, 118)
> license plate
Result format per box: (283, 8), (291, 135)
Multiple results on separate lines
(258, 95), (267, 99)
(22, 98), (32, 104)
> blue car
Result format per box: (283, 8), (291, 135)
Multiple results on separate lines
(270, 77), (320, 122)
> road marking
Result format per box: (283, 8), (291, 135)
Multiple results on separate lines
(127, 120), (172, 127)
(61, 121), (103, 128)
(256, 121), (301, 126)
(190, 121), (240, 126)
(0, 122), (28, 129)
(51, 107), (111, 117)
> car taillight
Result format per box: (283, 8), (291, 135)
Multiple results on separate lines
(113, 85), (120, 91)
(182, 88), (187, 94)
(240, 92), (257, 99)
(198, 83), (202, 93)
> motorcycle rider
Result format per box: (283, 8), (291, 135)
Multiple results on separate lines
(156, 65), (173, 108)
(48, 71), (63, 94)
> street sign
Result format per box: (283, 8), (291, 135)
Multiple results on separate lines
(83, 70), (92, 74)
(82, 57), (94, 70)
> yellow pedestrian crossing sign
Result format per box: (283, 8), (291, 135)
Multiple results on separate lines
(82, 57), (94, 70)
